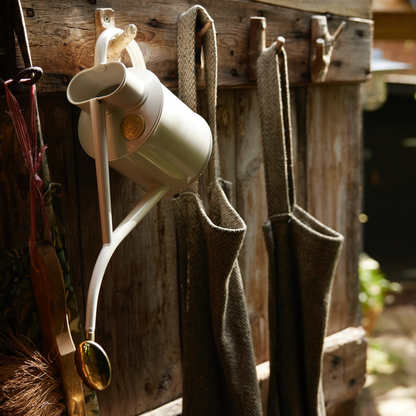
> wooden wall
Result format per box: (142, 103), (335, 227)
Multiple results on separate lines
(0, 84), (362, 415)
(0, 1), (368, 414)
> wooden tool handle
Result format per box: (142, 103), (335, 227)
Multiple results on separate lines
(31, 241), (86, 416)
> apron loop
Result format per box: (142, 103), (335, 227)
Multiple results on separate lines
(257, 44), (296, 216)
(178, 5), (221, 185)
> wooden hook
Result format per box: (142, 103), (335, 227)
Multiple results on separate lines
(249, 17), (286, 81)
(195, 21), (212, 80)
(275, 36), (285, 54)
(310, 16), (347, 83)
(94, 9), (137, 63)
(196, 21), (212, 48)
(107, 24), (138, 62)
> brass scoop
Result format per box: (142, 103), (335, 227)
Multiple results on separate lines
(75, 332), (112, 391)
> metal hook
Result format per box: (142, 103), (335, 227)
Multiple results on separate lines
(2, 66), (43, 94)
(310, 16), (347, 83)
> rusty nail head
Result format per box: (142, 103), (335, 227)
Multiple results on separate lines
(231, 69), (238, 77)
(62, 76), (69, 85)
(356, 30), (364, 37)
(26, 8), (35, 17)
(150, 19), (158, 27)
(89, 0), (96, 4)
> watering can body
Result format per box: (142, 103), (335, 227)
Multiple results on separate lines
(68, 63), (212, 195)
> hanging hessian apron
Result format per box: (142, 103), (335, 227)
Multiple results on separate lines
(174, 5), (263, 416)
(257, 44), (344, 416)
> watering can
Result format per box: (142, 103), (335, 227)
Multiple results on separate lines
(66, 28), (212, 390)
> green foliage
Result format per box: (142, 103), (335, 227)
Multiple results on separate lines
(359, 253), (402, 310)
(367, 341), (405, 375)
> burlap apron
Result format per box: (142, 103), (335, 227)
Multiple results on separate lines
(174, 6), (263, 416)
(257, 45), (344, 416)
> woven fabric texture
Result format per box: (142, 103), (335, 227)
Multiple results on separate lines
(257, 45), (344, 416)
(174, 5), (262, 415)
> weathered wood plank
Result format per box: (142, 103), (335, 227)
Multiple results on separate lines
(305, 84), (362, 336)
(37, 97), (86, 322)
(0, 85), (364, 415)
(323, 326), (367, 413)
(292, 87), (308, 209)
(0, 95), (85, 318)
(234, 89), (269, 364)
(140, 327), (367, 415)
(73, 111), (182, 415)
(250, 0), (372, 19)
(18, 0), (372, 93)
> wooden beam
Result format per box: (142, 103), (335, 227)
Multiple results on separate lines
(140, 327), (367, 416)
(18, 0), (372, 93)
(256, 0), (372, 19)
(323, 326), (367, 412)
(374, 12), (416, 40)
(242, 0), (372, 19)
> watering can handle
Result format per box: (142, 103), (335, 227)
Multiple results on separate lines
(94, 27), (146, 68)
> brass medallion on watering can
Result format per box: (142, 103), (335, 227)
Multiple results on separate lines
(121, 114), (146, 140)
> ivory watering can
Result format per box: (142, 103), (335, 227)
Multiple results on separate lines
(66, 28), (212, 390)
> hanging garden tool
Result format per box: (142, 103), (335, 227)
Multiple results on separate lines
(257, 40), (344, 415)
(30, 241), (86, 416)
(0, 0), (99, 413)
(67, 22), (212, 390)
(173, 6), (262, 415)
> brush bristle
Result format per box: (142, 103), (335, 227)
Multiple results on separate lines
(0, 332), (66, 416)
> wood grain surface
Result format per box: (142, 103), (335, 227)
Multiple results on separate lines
(1, 1), (365, 408)
(18, 0), (372, 93)
(323, 326), (367, 413)
(252, 0), (372, 19)
(73, 122), (182, 414)
(0, 78), (363, 414)
(305, 84), (362, 336)
(140, 326), (367, 415)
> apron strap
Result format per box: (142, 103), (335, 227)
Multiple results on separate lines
(257, 44), (296, 216)
(177, 5), (220, 185)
